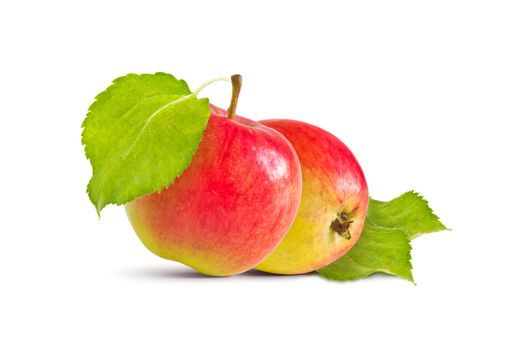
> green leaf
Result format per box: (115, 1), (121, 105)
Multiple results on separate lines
(367, 191), (449, 239)
(318, 219), (414, 282)
(81, 73), (211, 214)
(318, 191), (448, 282)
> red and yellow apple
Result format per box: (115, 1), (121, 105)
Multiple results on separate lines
(256, 119), (369, 274)
(125, 77), (302, 276)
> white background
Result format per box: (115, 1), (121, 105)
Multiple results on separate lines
(1, 1), (524, 349)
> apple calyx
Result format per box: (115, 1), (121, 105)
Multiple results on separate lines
(227, 74), (242, 119)
(330, 210), (354, 240)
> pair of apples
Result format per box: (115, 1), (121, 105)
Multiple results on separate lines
(126, 76), (369, 276)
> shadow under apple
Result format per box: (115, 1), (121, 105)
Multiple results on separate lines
(120, 266), (318, 280)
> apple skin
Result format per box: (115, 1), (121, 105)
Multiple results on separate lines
(256, 119), (369, 274)
(125, 105), (302, 276)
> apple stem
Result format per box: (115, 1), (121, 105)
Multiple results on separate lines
(227, 74), (242, 120)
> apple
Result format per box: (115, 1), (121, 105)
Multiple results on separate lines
(125, 76), (302, 276)
(256, 119), (369, 274)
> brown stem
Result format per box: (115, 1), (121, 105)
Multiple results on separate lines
(227, 74), (242, 119)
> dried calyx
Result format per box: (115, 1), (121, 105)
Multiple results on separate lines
(330, 210), (354, 240)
